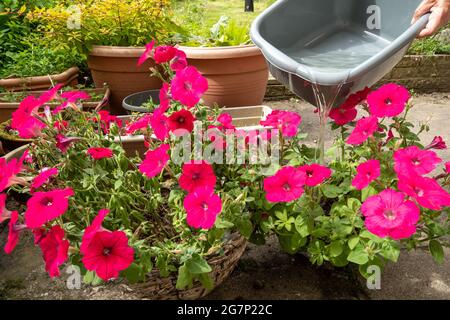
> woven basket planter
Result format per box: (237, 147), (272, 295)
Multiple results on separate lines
(131, 232), (247, 300)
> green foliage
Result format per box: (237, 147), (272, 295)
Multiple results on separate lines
(409, 36), (450, 55)
(26, 0), (180, 54)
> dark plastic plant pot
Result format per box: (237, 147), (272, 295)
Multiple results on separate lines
(122, 90), (160, 114)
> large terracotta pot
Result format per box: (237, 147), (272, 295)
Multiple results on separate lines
(178, 45), (269, 108)
(88, 46), (162, 115)
(0, 67), (79, 92)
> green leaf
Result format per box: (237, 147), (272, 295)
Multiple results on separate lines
(197, 273), (214, 290)
(176, 264), (193, 290)
(322, 185), (342, 198)
(380, 242), (400, 263)
(361, 185), (378, 202)
(429, 240), (444, 264)
(236, 218), (253, 239)
(122, 263), (145, 284)
(185, 254), (212, 274)
(347, 245), (369, 265)
(348, 236), (360, 250)
(329, 241), (344, 257)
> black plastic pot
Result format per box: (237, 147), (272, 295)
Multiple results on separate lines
(122, 90), (160, 114)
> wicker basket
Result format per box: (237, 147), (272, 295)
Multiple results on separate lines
(131, 232), (247, 300)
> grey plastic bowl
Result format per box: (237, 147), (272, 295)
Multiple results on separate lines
(122, 90), (160, 114)
(251, 0), (430, 107)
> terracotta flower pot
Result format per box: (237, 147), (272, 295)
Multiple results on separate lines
(88, 46), (162, 115)
(0, 67), (79, 92)
(178, 45), (269, 108)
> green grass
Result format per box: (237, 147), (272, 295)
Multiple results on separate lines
(172, 0), (275, 44)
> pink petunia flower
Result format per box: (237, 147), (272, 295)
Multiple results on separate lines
(139, 144), (170, 178)
(168, 109), (195, 136)
(11, 96), (41, 129)
(125, 114), (152, 135)
(297, 164), (332, 187)
(446, 162), (450, 173)
(159, 83), (171, 113)
(80, 209), (109, 255)
(38, 225), (69, 278)
(4, 211), (20, 254)
(183, 186), (222, 229)
(0, 156), (25, 192)
(137, 40), (155, 66)
(38, 84), (63, 105)
(55, 135), (80, 153)
(329, 106), (357, 126)
(361, 189), (420, 240)
(425, 136), (447, 150)
(87, 147), (114, 160)
(150, 108), (170, 140)
(367, 83), (410, 118)
(31, 168), (59, 192)
(260, 110), (302, 138)
(352, 159), (381, 190)
(170, 49), (188, 71)
(0, 193), (12, 223)
(393, 146), (441, 176)
(81, 230), (134, 281)
(179, 160), (216, 193)
(153, 45), (177, 64)
(53, 91), (90, 114)
(263, 166), (306, 203)
(346, 116), (379, 145)
(17, 116), (46, 139)
(171, 66), (208, 108)
(217, 113), (235, 130)
(397, 174), (450, 210)
(25, 188), (74, 229)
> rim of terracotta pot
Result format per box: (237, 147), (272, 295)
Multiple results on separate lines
(177, 44), (262, 59)
(89, 45), (147, 58)
(0, 67), (79, 88)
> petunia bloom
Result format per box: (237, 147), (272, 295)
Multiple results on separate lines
(137, 40), (155, 66)
(168, 109), (195, 136)
(170, 49), (188, 71)
(153, 45), (177, 64)
(217, 113), (235, 130)
(446, 162), (450, 173)
(126, 114), (152, 135)
(139, 144), (170, 178)
(397, 174), (450, 211)
(179, 161), (216, 193)
(0, 157), (24, 192)
(150, 108), (170, 140)
(81, 230), (134, 281)
(297, 164), (332, 187)
(352, 159), (381, 190)
(346, 116), (379, 145)
(425, 136), (447, 150)
(38, 225), (69, 277)
(31, 168), (59, 192)
(367, 83), (410, 118)
(183, 186), (222, 229)
(329, 105), (357, 126)
(87, 147), (114, 160)
(171, 66), (208, 108)
(260, 110), (302, 138)
(4, 211), (20, 254)
(25, 188), (74, 229)
(56, 135), (80, 153)
(264, 166), (306, 203)
(0, 193), (12, 223)
(361, 189), (420, 240)
(158, 83), (171, 113)
(393, 146), (441, 176)
(80, 209), (109, 255)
